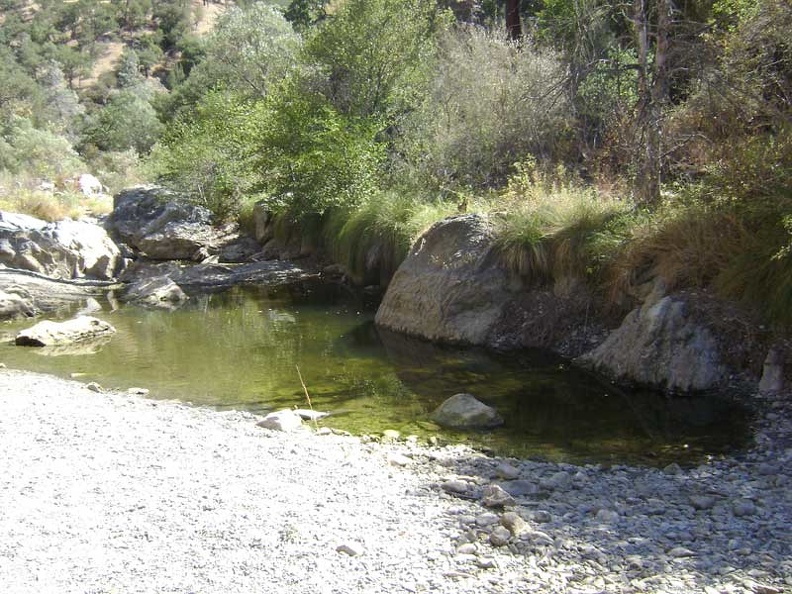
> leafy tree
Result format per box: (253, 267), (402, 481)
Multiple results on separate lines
(81, 91), (163, 153)
(304, 0), (440, 118)
(284, 0), (326, 32)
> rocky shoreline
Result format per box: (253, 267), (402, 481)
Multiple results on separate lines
(0, 369), (789, 594)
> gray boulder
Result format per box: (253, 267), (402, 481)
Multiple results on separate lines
(0, 214), (122, 280)
(106, 186), (238, 261)
(577, 296), (727, 392)
(375, 214), (513, 344)
(15, 316), (116, 347)
(0, 289), (35, 320)
(431, 393), (504, 429)
(120, 276), (189, 309)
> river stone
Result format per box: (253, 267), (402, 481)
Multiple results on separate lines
(430, 393), (503, 429)
(489, 526), (512, 547)
(106, 186), (238, 261)
(577, 296), (727, 392)
(482, 484), (516, 508)
(15, 316), (116, 347)
(375, 214), (512, 344)
(120, 276), (188, 309)
(257, 410), (304, 432)
(0, 215), (122, 280)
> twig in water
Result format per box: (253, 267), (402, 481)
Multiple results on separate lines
(295, 365), (319, 429)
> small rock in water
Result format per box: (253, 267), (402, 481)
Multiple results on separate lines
(127, 387), (150, 396)
(86, 382), (103, 393)
(481, 484), (515, 508)
(381, 429), (401, 442)
(690, 495), (717, 511)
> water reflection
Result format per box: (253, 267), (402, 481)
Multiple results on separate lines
(0, 284), (750, 465)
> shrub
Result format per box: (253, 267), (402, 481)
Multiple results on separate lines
(396, 26), (571, 191)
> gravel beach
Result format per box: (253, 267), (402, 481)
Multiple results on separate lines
(1, 369), (790, 594)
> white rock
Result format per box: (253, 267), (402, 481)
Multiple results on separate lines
(257, 410), (304, 432)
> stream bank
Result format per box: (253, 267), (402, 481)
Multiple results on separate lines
(0, 369), (789, 594)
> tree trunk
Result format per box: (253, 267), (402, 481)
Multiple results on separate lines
(632, 0), (672, 205)
(506, 0), (521, 42)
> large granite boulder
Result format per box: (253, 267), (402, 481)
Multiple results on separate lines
(375, 214), (515, 344)
(0, 213), (122, 280)
(15, 316), (116, 347)
(120, 275), (189, 309)
(105, 186), (239, 261)
(577, 296), (727, 392)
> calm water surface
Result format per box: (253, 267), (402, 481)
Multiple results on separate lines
(0, 283), (751, 465)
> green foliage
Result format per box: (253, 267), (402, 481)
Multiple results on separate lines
(397, 26), (571, 191)
(284, 0), (326, 32)
(148, 90), (265, 222)
(325, 192), (457, 284)
(254, 86), (386, 216)
(81, 90), (163, 154)
(491, 159), (631, 284)
(0, 116), (85, 178)
(304, 0), (439, 118)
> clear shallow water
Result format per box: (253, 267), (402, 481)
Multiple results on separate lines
(0, 283), (751, 465)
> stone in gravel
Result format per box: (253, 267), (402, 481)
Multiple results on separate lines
(595, 509), (619, 523)
(257, 410), (304, 432)
(441, 480), (469, 495)
(387, 453), (413, 467)
(382, 429), (401, 441)
(501, 480), (540, 498)
(86, 382), (103, 393)
(732, 499), (757, 517)
(495, 462), (520, 480)
(481, 484), (515, 508)
(668, 547), (696, 558)
(475, 512), (500, 527)
(127, 387), (150, 395)
(532, 510), (552, 524)
(664, 462), (683, 475)
(456, 543), (477, 555)
(500, 512), (527, 536)
(540, 471), (571, 490)
(476, 558), (496, 569)
(489, 526), (512, 547)
(336, 542), (365, 556)
(690, 495), (717, 511)
(293, 409), (329, 421)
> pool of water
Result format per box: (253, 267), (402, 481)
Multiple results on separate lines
(0, 282), (751, 465)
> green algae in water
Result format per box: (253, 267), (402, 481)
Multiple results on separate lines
(0, 284), (751, 465)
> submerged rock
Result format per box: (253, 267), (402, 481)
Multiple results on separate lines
(431, 393), (503, 429)
(15, 316), (116, 347)
(121, 276), (188, 309)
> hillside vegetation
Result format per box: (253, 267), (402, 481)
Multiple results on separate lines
(2, 0), (791, 328)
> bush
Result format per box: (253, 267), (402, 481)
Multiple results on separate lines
(396, 26), (571, 192)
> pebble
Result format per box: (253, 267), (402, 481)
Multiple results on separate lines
(2, 371), (791, 594)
